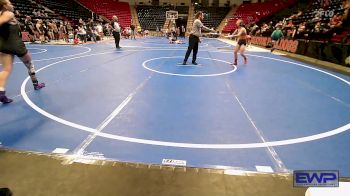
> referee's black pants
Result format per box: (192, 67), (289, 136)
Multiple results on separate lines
(113, 31), (121, 48)
(184, 34), (199, 63)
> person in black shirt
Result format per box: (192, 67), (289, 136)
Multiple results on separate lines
(0, 0), (45, 104)
(24, 16), (36, 42)
(130, 23), (136, 40)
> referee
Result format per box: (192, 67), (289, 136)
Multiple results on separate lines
(111, 15), (122, 49)
(182, 11), (215, 65)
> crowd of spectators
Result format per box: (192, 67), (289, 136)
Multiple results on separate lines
(20, 15), (72, 43)
(241, 0), (349, 43)
(14, 0), (350, 45)
(16, 12), (148, 44)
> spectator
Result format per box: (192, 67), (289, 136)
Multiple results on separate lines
(32, 9), (38, 17)
(329, 13), (343, 29)
(66, 22), (73, 35)
(181, 25), (186, 37)
(24, 16), (37, 42)
(294, 22), (307, 39)
(96, 22), (104, 40)
(343, 0), (350, 20)
(270, 24), (283, 52)
(58, 22), (67, 41)
(328, 13), (343, 35)
(47, 21), (55, 40)
(35, 19), (45, 43)
(249, 23), (259, 36)
(283, 20), (295, 38)
(130, 23), (136, 39)
(77, 25), (87, 43)
(312, 13), (322, 23)
(14, 10), (21, 17)
(345, 55), (350, 67)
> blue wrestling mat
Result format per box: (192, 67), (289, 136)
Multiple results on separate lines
(1, 37), (350, 176)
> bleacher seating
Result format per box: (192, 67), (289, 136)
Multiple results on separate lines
(136, 5), (168, 31)
(175, 6), (189, 14)
(40, 0), (92, 22)
(78, 0), (131, 27)
(270, 0), (348, 43)
(136, 6), (191, 31)
(13, 0), (59, 23)
(290, 0), (347, 43)
(194, 7), (231, 29)
(223, 0), (297, 33)
(292, 0), (344, 25)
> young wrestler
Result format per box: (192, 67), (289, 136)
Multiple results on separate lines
(227, 19), (248, 65)
(0, 0), (45, 104)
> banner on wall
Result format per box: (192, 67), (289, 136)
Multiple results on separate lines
(250, 36), (350, 66)
(250, 36), (299, 53)
(22, 32), (30, 42)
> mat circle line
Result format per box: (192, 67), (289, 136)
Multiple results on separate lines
(14, 45), (91, 64)
(142, 56), (237, 77)
(27, 48), (48, 54)
(20, 50), (350, 149)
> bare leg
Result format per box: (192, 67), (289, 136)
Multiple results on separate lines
(19, 53), (45, 90)
(0, 53), (14, 103)
(271, 40), (276, 52)
(240, 45), (247, 64)
(232, 45), (240, 65)
(0, 53), (13, 89)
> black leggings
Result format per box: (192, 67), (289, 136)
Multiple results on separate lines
(184, 34), (199, 63)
